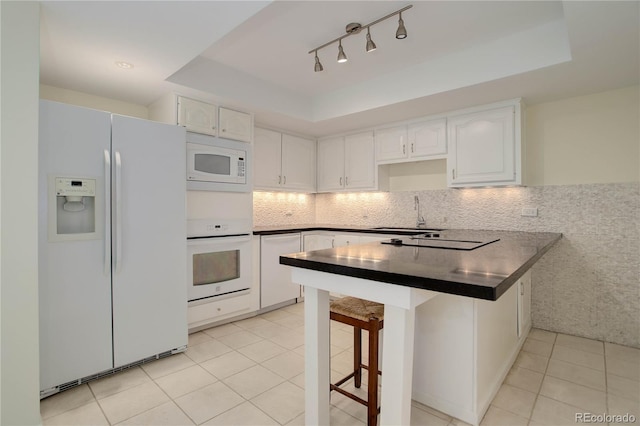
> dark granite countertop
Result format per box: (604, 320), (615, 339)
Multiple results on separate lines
(253, 224), (436, 236)
(279, 229), (562, 301)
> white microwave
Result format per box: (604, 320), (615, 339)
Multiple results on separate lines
(186, 133), (251, 192)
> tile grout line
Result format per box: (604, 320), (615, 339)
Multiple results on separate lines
(525, 330), (556, 425)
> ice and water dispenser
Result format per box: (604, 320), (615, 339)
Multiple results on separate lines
(49, 177), (98, 241)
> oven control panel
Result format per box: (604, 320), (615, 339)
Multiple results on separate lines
(187, 218), (251, 238)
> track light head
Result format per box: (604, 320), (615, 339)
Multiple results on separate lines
(337, 40), (348, 63)
(396, 12), (407, 39)
(314, 52), (324, 72)
(366, 28), (377, 53)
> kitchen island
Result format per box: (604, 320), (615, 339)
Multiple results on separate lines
(280, 229), (561, 426)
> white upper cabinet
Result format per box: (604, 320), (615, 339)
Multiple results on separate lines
(317, 137), (345, 192)
(408, 118), (447, 159)
(317, 132), (377, 193)
(345, 131), (376, 190)
(447, 102), (522, 187)
(376, 119), (446, 164)
(281, 134), (316, 192)
(254, 128), (282, 189)
(375, 126), (408, 162)
(254, 127), (315, 192)
(219, 107), (252, 142)
(149, 94), (253, 142)
(177, 96), (217, 136)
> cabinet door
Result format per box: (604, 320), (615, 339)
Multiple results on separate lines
(219, 107), (252, 142)
(345, 131), (376, 190)
(317, 137), (345, 192)
(303, 234), (335, 251)
(282, 134), (316, 192)
(517, 271), (532, 338)
(409, 118), (447, 158)
(177, 96), (217, 136)
(254, 128), (282, 190)
(375, 126), (408, 163)
(448, 106), (515, 186)
(260, 234), (301, 308)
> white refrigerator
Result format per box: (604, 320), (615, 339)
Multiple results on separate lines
(38, 100), (188, 396)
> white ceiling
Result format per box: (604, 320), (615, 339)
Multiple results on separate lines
(39, 1), (639, 138)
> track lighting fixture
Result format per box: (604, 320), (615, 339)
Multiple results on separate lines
(308, 4), (412, 72)
(337, 40), (348, 63)
(396, 12), (407, 39)
(314, 51), (323, 72)
(366, 28), (377, 53)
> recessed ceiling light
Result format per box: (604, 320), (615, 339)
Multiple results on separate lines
(115, 61), (134, 69)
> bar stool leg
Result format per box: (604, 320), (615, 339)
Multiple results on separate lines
(354, 327), (362, 388)
(368, 318), (380, 426)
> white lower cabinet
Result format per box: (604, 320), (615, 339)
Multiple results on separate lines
(517, 270), (532, 338)
(260, 233), (302, 309)
(303, 233), (335, 251)
(412, 270), (531, 425)
(303, 231), (391, 251)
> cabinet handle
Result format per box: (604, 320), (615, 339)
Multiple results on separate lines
(411, 143), (414, 153)
(340, 177), (343, 186)
(452, 169), (456, 180)
(345, 176), (349, 186)
(520, 281), (524, 296)
(283, 175), (286, 185)
(331, 238), (335, 248)
(222, 128), (226, 132)
(403, 144), (406, 155)
(212, 125), (216, 130)
(278, 175), (282, 184)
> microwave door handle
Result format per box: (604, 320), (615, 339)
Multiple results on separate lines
(103, 150), (111, 276)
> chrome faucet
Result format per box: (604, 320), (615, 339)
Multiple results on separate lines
(414, 195), (426, 228)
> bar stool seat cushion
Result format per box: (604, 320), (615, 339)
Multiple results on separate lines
(330, 296), (384, 322)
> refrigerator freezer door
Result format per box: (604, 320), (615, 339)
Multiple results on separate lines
(110, 115), (187, 367)
(38, 101), (113, 390)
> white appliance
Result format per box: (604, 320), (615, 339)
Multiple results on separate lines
(186, 132), (251, 192)
(187, 218), (252, 303)
(38, 100), (188, 397)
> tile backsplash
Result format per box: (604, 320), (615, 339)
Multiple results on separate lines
(254, 183), (640, 348)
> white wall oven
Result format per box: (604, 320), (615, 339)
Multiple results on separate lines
(186, 132), (251, 192)
(187, 218), (251, 303)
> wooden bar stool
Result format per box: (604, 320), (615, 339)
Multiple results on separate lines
(330, 297), (384, 426)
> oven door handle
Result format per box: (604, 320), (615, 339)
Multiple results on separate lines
(187, 234), (251, 246)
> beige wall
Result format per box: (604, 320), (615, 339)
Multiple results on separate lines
(526, 85), (639, 186)
(1, 1), (42, 423)
(388, 85), (640, 191)
(40, 84), (149, 119)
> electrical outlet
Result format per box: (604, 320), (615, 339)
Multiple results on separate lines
(521, 207), (538, 217)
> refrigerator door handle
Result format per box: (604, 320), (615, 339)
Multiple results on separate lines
(115, 151), (122, 273)
(104, 150), (111, 276)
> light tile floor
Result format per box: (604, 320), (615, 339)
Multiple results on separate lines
(41, 302), (640, 425)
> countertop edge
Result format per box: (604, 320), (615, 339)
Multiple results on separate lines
(253, 226), (429, 236)
(492, 232), (563, 299)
